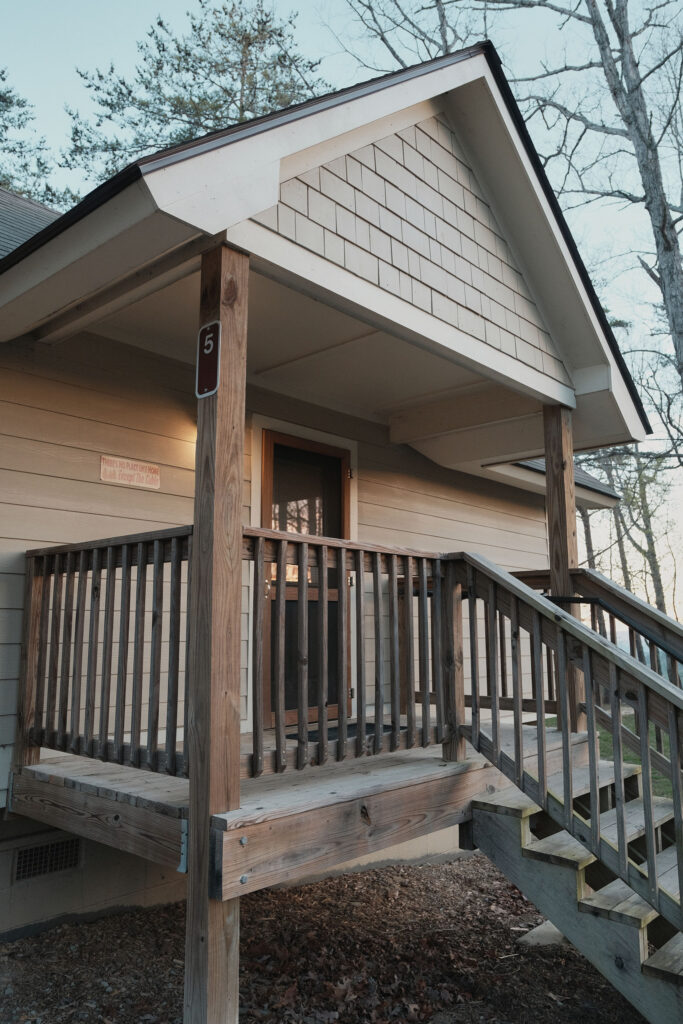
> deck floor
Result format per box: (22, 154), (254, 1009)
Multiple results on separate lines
(10, 721), (590, 896)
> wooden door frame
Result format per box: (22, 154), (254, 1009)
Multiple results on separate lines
(260, 429), (351, 540)
(260, 428), (352, 726)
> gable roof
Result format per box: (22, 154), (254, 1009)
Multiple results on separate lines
(0, 187), (58, 260)
(0, 41), (649, 440)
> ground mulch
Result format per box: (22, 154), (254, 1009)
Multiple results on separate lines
(0, 853), (644, 1023)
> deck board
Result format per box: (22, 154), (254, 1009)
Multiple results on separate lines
(9, 722), (588, 893)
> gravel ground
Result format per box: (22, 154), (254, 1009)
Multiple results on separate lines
(0, 853), (644, 1024)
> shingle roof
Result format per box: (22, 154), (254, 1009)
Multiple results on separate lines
(0, 187), (59, 260)
(518, 458), (619, 500)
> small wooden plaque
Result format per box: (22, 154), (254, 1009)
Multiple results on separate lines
(101, 456), (160, 489)
(196, 320), (221, 398)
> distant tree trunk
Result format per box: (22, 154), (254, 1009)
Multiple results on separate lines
(578, 505), (607, 636)
(633, 453), (668, 614)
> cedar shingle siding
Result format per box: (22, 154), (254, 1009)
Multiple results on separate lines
(253, 114), (570, 386)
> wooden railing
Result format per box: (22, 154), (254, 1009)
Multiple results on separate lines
(517, 566), (683, 686)
(17, 526), (462, 779)
(464, 552), (683, 932)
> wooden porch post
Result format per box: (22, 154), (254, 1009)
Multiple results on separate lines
(184, 244), (248, 1024)
(543, 404), (585, 732)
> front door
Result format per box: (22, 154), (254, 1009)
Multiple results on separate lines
(261, 430), (351, 725)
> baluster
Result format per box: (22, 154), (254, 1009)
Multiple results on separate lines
(69, 550), (88, 754)
(467, 565), (480, 750)
(57, 551), (75, 751)
(666, 702), (683, 915)
(556, 629), (573, 831)
(582, 646), (600, 855)
(84, 548), (102, 757)
(532, 611), (547, 809)
(297, 542), (309, 770)
(45, 552), (64, 746)
(486, 582), (500, 767)
(373, 551), (384, 754)
(274, 539), (287, 772)
(649, 641), (664, 753)
(545, 645), (555, 702)
(403, 555), (415, 747)
(166, 537), (183, 776)
(319, 546), (329, 765)
(33, 555), (51, 744)
(610, 614), (617, 645)
(182, 534), (192, 777)
(388, 554), (401, 751)
(431, 558), (445, 746)
(418, 558), (430, 747)
(129, 542), (147, 767)
(338, 549), (349, 761)
(146, 539), (164, 770)
(609, 662), (628, 877)
(114, 544), (132, 764)
(97, 547), (116, 760)
(510, 596), (523, 788)
(354, 548), (365, 758)
(15, 556), (44, 767)
(499, 611), (508, 700)
(638, 684), (659, 907)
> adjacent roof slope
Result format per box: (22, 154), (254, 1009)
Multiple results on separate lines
(0, 188), (58, 260)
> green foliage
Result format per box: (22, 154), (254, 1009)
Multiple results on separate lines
(64, 0), (330, 182)
(0, 68), (76, 209)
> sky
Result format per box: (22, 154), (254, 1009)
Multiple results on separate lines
(2, 0), (681, 604)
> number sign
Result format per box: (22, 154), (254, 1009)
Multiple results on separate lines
(196, 320), (221, 398)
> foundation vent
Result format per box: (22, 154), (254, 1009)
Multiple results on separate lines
(15, 837), (81, 882)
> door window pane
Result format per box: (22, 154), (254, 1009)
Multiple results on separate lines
(271, 443), (342, 538)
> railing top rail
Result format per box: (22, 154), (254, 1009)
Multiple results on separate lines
(516, 565), (683, 663)
(242, 525), (442, 560)
(27, 524), (194, 559)
(453, 550), (683, 713)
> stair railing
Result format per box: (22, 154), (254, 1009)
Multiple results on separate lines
(455, 552), (683, 932)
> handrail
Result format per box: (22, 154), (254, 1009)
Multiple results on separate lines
(516, 566), (683, 682)
(460, 551), (683, 933)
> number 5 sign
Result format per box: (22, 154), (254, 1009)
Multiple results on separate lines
(195, 320), (222, 398)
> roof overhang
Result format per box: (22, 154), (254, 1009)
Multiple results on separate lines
(0, 42), (649, 463)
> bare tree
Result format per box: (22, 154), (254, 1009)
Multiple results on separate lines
(340, 0), (683, 387)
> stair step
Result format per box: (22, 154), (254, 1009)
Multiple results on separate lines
(635, 843), (682, 901)
(579, 878), (659, 929)
(643, 932), (683, 985)
(523, 829), (596, 870)
(572, 797), (675, 852)
(472, 760), (642, 820)
(472, 787), (540, 818)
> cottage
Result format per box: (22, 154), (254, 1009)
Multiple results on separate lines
(1, 42), (682, 1024)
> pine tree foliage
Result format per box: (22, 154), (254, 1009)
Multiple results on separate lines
(0, 68), (76, 209)
(65, 0), (330, 182)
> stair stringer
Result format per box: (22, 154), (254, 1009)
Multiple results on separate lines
(473, 806), (683, 1024)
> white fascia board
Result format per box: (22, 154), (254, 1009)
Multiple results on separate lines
(467, 462), (618, 510)
(445, 71), (643, 435)
(0, 180), (156, 310)
(140, 59), (490, 234)
(228, 219), (576, 408)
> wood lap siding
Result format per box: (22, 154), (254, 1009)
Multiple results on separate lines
(0, 336), (252, 805)
(253, 113), (570, 388)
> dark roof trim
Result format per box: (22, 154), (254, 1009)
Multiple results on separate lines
(0, 163), (142, 276)
(518, 458), (619, 500)
(0, 41), (651, 435)
(479, 43), (651, 435)
(0, 45), (483, 278)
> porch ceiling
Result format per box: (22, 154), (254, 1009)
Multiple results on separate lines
(94, 267), (492, 423)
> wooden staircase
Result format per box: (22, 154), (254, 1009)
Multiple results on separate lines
(456, 552), (683, 1023)
(472, 765), (683, 1022)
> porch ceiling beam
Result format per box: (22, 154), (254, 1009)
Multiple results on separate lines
(388, 384), (541, 445)
(410, 412), (546, 468)
(26, 231), (226, 345)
